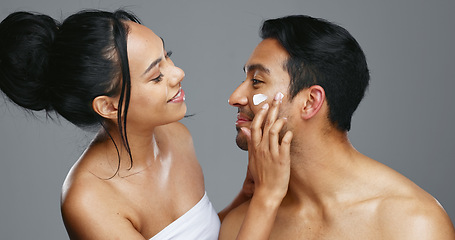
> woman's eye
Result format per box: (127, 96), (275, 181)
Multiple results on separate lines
(152, 73), (163, 82)
(165, 50), (173, 58)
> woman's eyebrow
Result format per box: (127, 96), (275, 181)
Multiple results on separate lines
(142, 38), (165, 76)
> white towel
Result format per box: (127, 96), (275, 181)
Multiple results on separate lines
(149, 192), (220, 240)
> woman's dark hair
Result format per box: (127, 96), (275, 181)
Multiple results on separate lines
(260, 15), (370, 131)
(0, 9), (141, 173)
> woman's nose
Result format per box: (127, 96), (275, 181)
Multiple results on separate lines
(168, 65), (185, 86)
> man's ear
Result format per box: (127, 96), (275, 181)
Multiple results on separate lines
(92, 95), (118, 120)
(301, 85), (325, 120)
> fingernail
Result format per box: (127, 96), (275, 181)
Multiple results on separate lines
(275, 92), (284, 102)
(240, 127), (248, 134)
(262, 103), (269, 110)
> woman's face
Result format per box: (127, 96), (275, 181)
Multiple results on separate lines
(124, 21), (186, 131)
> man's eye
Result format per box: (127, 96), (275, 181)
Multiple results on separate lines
(252, 79), (263, 85)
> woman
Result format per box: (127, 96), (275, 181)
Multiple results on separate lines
(0, 9), (292, 239)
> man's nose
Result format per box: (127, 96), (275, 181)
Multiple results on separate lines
(229, 82), (248, 107)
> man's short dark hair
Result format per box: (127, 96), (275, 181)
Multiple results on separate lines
(261, 15), (370, 131)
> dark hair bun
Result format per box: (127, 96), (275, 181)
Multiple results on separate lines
(0, 12), (59, 111)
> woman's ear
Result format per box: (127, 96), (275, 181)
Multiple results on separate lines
(92, 96), (118, 120)
(301, 85), (325, 120)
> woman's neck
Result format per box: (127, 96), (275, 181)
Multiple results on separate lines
(92, 123), (159, 175)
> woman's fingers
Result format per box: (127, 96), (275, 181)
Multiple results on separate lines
(245, 91), (293, 203)
(250, 103), (268, 146)
(251, 92), (284, 147)
(268, 117), (287, 156)
(263, 92), (283, 133)
(241, 126), (254, 160)
(280, 131), (293, 155)
(262, 92), (283, 151)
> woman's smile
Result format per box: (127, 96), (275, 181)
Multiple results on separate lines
(167, 87), (185, 103)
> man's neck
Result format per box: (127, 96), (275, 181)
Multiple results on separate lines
(284, 130), (367, 208)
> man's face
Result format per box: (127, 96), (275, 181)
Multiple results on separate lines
(229, 38), (292, 150)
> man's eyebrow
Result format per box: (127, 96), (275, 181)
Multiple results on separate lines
(243, 64), (271, 75)
(142, 38), (165, 76)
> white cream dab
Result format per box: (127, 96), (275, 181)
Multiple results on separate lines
(253, 93), (268, 105)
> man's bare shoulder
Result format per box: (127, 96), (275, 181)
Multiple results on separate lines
(364, 160), (455, 239)
(375, 191), (455, 239)
(219, 200), (250, 240)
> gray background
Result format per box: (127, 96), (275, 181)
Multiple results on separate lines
(1, 0), (454, 239)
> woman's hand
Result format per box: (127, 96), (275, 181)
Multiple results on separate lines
(219, 92), (293, 240)
(241, 91), (293, 206)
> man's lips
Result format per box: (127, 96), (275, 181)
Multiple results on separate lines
(235, 113), (252, 126)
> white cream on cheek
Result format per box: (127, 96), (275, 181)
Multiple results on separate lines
(253, 93), (268, 105)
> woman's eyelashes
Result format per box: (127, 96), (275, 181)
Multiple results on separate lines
(151, 73), (164, 82)
(151, 51), (172, 82)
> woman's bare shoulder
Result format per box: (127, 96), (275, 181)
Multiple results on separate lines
(158, 122), (191, 136)
(61, 158), (117, 214)
(156, 122), (194, 148)
(61, 157), (145, 239)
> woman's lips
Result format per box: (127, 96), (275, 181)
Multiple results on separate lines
(168, 88), (185, 103)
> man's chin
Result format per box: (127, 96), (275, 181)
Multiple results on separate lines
(235, 130), (248, 151)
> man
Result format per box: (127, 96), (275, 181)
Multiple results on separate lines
(220, 15), (455, 239)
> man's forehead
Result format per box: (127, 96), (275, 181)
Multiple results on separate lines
(245, 39), (289, 72)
